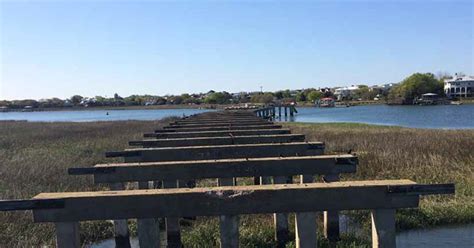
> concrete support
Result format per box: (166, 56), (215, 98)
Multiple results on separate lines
(55, 222), (80, 248)
(295, 174), (317, 248)
(371, 209), (396, 248)
(163, 179), (182, 248)
(323, 174), (340, 242)
(109, 183), (131, 248)
(137, 181), (160, 248)
(218, 177), (239, 248)
(273, 176), (290, 248)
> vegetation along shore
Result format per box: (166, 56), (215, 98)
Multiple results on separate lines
(0, 120), (472, 247)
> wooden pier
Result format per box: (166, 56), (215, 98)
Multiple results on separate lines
(0, 108), (455, 248)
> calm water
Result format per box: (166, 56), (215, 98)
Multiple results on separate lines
(0, 108), (212, 122)
(1, 105), (473, 129)
(279, 104), (474, 129)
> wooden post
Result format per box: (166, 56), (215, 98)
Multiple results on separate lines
(218, 177), (239, 248)
(323, 174), (340, 242)
(284, 106), (288, 117)
(290, 106), (294, 116)
(137, 181), (160, 248)
(109, 183), (131, 248)
(272, 107), (276, 117)
(273, 176), (290, 248)
(163, 179), (182, 248)
(371, 209), (396, 248)
(295, 174), (317, 248)
(278, 106), (282, 117)
(55, 222), (80, 248)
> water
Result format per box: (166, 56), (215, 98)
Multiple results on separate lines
(396, 224), (474, 248)
(1, 105), (473, 129)
(0, 108), (213, 122)
(278, 104), (474, 129)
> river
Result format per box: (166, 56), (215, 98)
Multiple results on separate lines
(1, 105), (473, 129)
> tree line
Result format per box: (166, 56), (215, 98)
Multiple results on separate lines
(0, 72), (458, 109)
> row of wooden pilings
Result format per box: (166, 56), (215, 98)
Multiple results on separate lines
(0, 109), (454, 248)
(254, 104), (298, 118)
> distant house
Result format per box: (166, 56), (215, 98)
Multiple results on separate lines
(444, 75), (473, 98)
(334, 85), (359, 100)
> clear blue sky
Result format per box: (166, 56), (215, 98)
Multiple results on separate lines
(1, 0), (473, 100)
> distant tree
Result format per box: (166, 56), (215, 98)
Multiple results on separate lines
(204, 92), (232, 104)
(295, 91), (307, 102)
(307, 90), (323, 102)
(251, 93), (274, 104)
(388, 73), (444, 104)
(70, 95), (83, 105)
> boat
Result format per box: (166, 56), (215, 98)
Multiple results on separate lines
(316, 98), (335, 107)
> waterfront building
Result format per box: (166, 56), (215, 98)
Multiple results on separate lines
(334, 85), (359, 100)
(444, 75), (473, 98)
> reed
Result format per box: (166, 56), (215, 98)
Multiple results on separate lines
(0, 120), (471, 247)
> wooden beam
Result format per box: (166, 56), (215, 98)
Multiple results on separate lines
(129, 134), (306, 147)
(164, 122), (275, 129)
(105, 142), (325, 162)
(143, 129), (292, 138)
(55, 222), (80, 248)
(155, 124), (282, 133)
(81, 155), (358, 184)
(32, 180), (421, 222)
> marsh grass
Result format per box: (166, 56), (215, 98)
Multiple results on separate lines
(0, 120), (472, 247)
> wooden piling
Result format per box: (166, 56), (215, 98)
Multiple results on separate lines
(371, 209), (396, 248)
(323, 174), (340, 242)
(295, 174), (317, 248)
(163, 179), (182, 248)
(273, 176), (290, 248)
(55, 222), (80, 248)
(109, 183), (131, 248)
(218, 178), (239, 248)
(137, 181), (160, 248)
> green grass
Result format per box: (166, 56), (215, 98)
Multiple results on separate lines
(0, 120), (472, 247)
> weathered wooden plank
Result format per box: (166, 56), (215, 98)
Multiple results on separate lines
(154, 124), (282, 133)
(144, 129), (291, 138)
(164, 122), (274, 129)
(32, 180), (421, 223)
(170, 120), (269, 126)
(130, 134), (305, 147)
(90, 154), (356, 183)
(106, 142), (325, 162)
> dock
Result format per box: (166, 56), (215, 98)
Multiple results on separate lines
(0, 108), (454, 248)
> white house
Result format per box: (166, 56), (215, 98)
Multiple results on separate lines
(334, 85), (360, 100)
(444, 75), (473, 98)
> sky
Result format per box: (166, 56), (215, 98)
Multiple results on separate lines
(0, 0), (473, 100)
